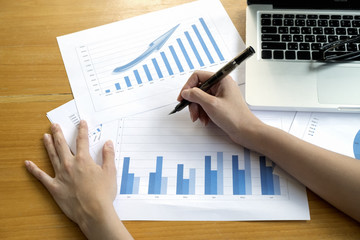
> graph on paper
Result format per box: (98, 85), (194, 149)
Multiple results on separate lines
(116, 118), (288, 199)
(76, 17), (229, 111)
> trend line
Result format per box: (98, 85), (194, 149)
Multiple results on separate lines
(113, 24), (180, 74)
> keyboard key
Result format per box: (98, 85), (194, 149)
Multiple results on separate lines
(293, 35), (304, 42)
(295, 19), (305, 26)
(336, 28), (347, 35)
(328, 35), (339, 42)
(316, 35), (327, 42)
(272, 19), (283, 26)
(331, 15), (342, 19)
(324, 28), (335, 35)
(300, 43), (310, 50)
(262, 34), (281, 41)
(311, 43), (322, 50)
(347, 43), (358, 51)
(262, 42), (286, 49)
(261, 14), (271, 18)
(288, 43), (298, 50)
(261, 50), (272, 59)
(318, 20), (328, 26)
(273, 14), (283, 18)
(307, 15), (318, 19)
(352, 20), (360, 27)
(285, 51), (296, 59)
(305, 35), (315, 42)
(329, 20), (340, 27)
(281, 35), (292, 42)
(301, 27), (311, 34)
(312, 51), (322, 60)
(319, 15), (330, 19)
(306, 20), (317, 26)
(261, 27), (277, 33)
(297, 51), (311, 60)
(313, 27), (323, 34)
(343, 15), (353, 20)
(284, 19), (294, 26)
(296, 14), (306, 19)
(290, 27), (300, 34)
(261, 19), (271, 26)
(278, 27), (289, 33)
(348, 28), (358, 35)
(284, 14), (295, 18)
(340, 20), (351, 27)
(273, 50), (284, 59)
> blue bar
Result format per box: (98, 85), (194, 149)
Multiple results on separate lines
(192, 24), (214, 64)
(105, 89), (110, 93)
(133, 177), (140, 194)
(161, 177), (168, 194)
(124, 76), (132, 88)
(259, 156), (268, 194)
(154, 156), (163, 194)
(217, 152), (223, 195)
(160, 52), (173, 75)
(177, 38), (194, 69)
(205, 156), (212, 195)
(120, 157), (130, 194)
(199, 18), (225, 61)
(142, 64), (153, 81)
(115, 83), (121, 90)
(183, 179), (189, 195)
(148, 172), (156, 194)
(177, 164), (184, 194)
(133, 69), (142, 84)
(232, 155), (240, 195)
(210, 170), (217, 194)
(169, 45), (184, 72)
(266, 167), (274, 195)
(273, 175), (281, 195)
(152, 58), (163, 78)
(189, 168), (196, 195)
(244, 148), (252, 195)
(185, 31), (204, 67)
(127, 173), (134, 194)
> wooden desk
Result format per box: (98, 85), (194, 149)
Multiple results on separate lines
(0, 0), (359, 239)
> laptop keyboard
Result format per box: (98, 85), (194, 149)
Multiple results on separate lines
(260, 12), (360, 61)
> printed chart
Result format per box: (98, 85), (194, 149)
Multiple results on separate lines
(114, 117), (309, 220)
(76, 16), (228, 110)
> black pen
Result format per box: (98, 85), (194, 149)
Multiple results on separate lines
(169, 46), (255, 115)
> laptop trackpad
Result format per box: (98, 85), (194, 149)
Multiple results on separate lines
(317, 66), (360, 105)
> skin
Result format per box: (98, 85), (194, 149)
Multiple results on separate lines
(25, 70), (360, 239)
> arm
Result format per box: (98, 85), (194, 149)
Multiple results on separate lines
(179, 70), (360, 222)
(25, 120), (133, 240)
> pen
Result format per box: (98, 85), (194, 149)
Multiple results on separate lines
(169, 46), (255, 115)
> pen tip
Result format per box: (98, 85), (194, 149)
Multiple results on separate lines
(169, 109), (177, 115)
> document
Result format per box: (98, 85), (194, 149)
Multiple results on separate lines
(290, 112), (360, 159)
(47, 101), (309, 221)
(57, 0), (245, 127)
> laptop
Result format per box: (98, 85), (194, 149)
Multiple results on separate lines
(245, 0), (360, 112)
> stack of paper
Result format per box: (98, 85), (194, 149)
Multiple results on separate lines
(48, 0), (312, 221)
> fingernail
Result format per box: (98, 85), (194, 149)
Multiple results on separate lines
(181, 89), (190, 99)
(105, 140), (113, 149)
(24, 160), (31, 167)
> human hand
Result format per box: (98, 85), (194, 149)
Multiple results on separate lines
(24, 120), (125, 239)
(178, 70), (264, 149)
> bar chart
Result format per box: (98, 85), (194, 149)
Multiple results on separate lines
(76, 16), (228, 100)
(116, 117), (286, 199)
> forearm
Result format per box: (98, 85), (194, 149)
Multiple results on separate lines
(78, 204), (133, 240)
(253, 123), (360, 222)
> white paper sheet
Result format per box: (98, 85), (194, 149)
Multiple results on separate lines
(290, 112), (360, 159)
(57, 0), (245, 127)
(47, 101), (309, 221)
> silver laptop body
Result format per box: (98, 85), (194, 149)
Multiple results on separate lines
(246, 0), (360, 112)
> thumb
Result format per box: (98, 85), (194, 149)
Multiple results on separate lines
(102, 140), (116, 173)
(181, 88), (215, 108)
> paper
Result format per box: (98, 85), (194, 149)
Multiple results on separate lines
(57, 0), (245, 127)
(290, 112), (360, 159)
(47, 100), (309, 220)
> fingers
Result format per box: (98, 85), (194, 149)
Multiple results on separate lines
(25, 160), (54, 191)
(76, 120), (90, 156)
(43, 133), (61, 171)
(177, 71), (214, 101)
(181, 87), (216, 108)
(51, 123), (73, 161)
(102, 140), (116, 175)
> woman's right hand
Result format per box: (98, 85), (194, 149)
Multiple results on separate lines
(178, 70), (264, 150)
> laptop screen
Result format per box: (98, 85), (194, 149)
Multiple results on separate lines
(247, 0), (360, 10)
